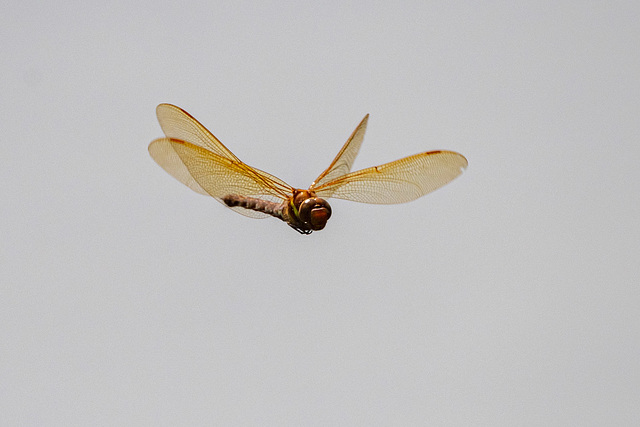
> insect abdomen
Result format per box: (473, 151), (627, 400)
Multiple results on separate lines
(223, 195), (285, 220)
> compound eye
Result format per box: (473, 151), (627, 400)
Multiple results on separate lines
(298, 198), (332, 230)
(309, 204), (331, 230)
(298, 198), (317, 225)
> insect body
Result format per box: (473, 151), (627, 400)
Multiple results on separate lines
(149, 104), (467, 234)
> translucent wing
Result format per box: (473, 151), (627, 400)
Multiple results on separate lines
(156, 103), (240, 161)
(309, 115), (368, 194)
(150, 104), (294, 218)
(313, 150), (467, 204)
(149, 102), (296, 220)
(149, 137), (293, 217)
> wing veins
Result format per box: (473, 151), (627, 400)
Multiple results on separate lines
(310, 115), (369, 192)
(313, 150), (468, 204)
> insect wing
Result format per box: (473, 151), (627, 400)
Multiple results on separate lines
(149, 137), (209, 196)
(313, 150), (468, 204)
(156, 103), (240, 161)
(149, 138), (293, 218)
(310, 115), (368, 193)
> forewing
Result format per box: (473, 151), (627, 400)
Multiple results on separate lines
(310, 115), (369, 192)
(313, 150), (467, 204)
(149, 138), (292, 218)
(156, 103), (240, 161)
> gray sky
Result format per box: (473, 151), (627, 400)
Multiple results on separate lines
(2, 1), (639, 425)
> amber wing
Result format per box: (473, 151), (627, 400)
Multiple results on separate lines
(312, 150), (468, 204)
(311, 114), (369, 194)
(149, 104), (293, 218)
(155, 103), (240, 161)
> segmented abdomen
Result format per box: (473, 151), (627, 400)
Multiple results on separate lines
(223, 194), (286, 221)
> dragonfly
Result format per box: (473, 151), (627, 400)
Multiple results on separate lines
(149, 104), (468, 234)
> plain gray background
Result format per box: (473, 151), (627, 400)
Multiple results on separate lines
(2, 1), (639, 425)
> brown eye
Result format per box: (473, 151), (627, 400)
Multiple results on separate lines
(298, 198), (332, 230)
(309, 204), (331, 229)
(298, 198), (317, 224)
